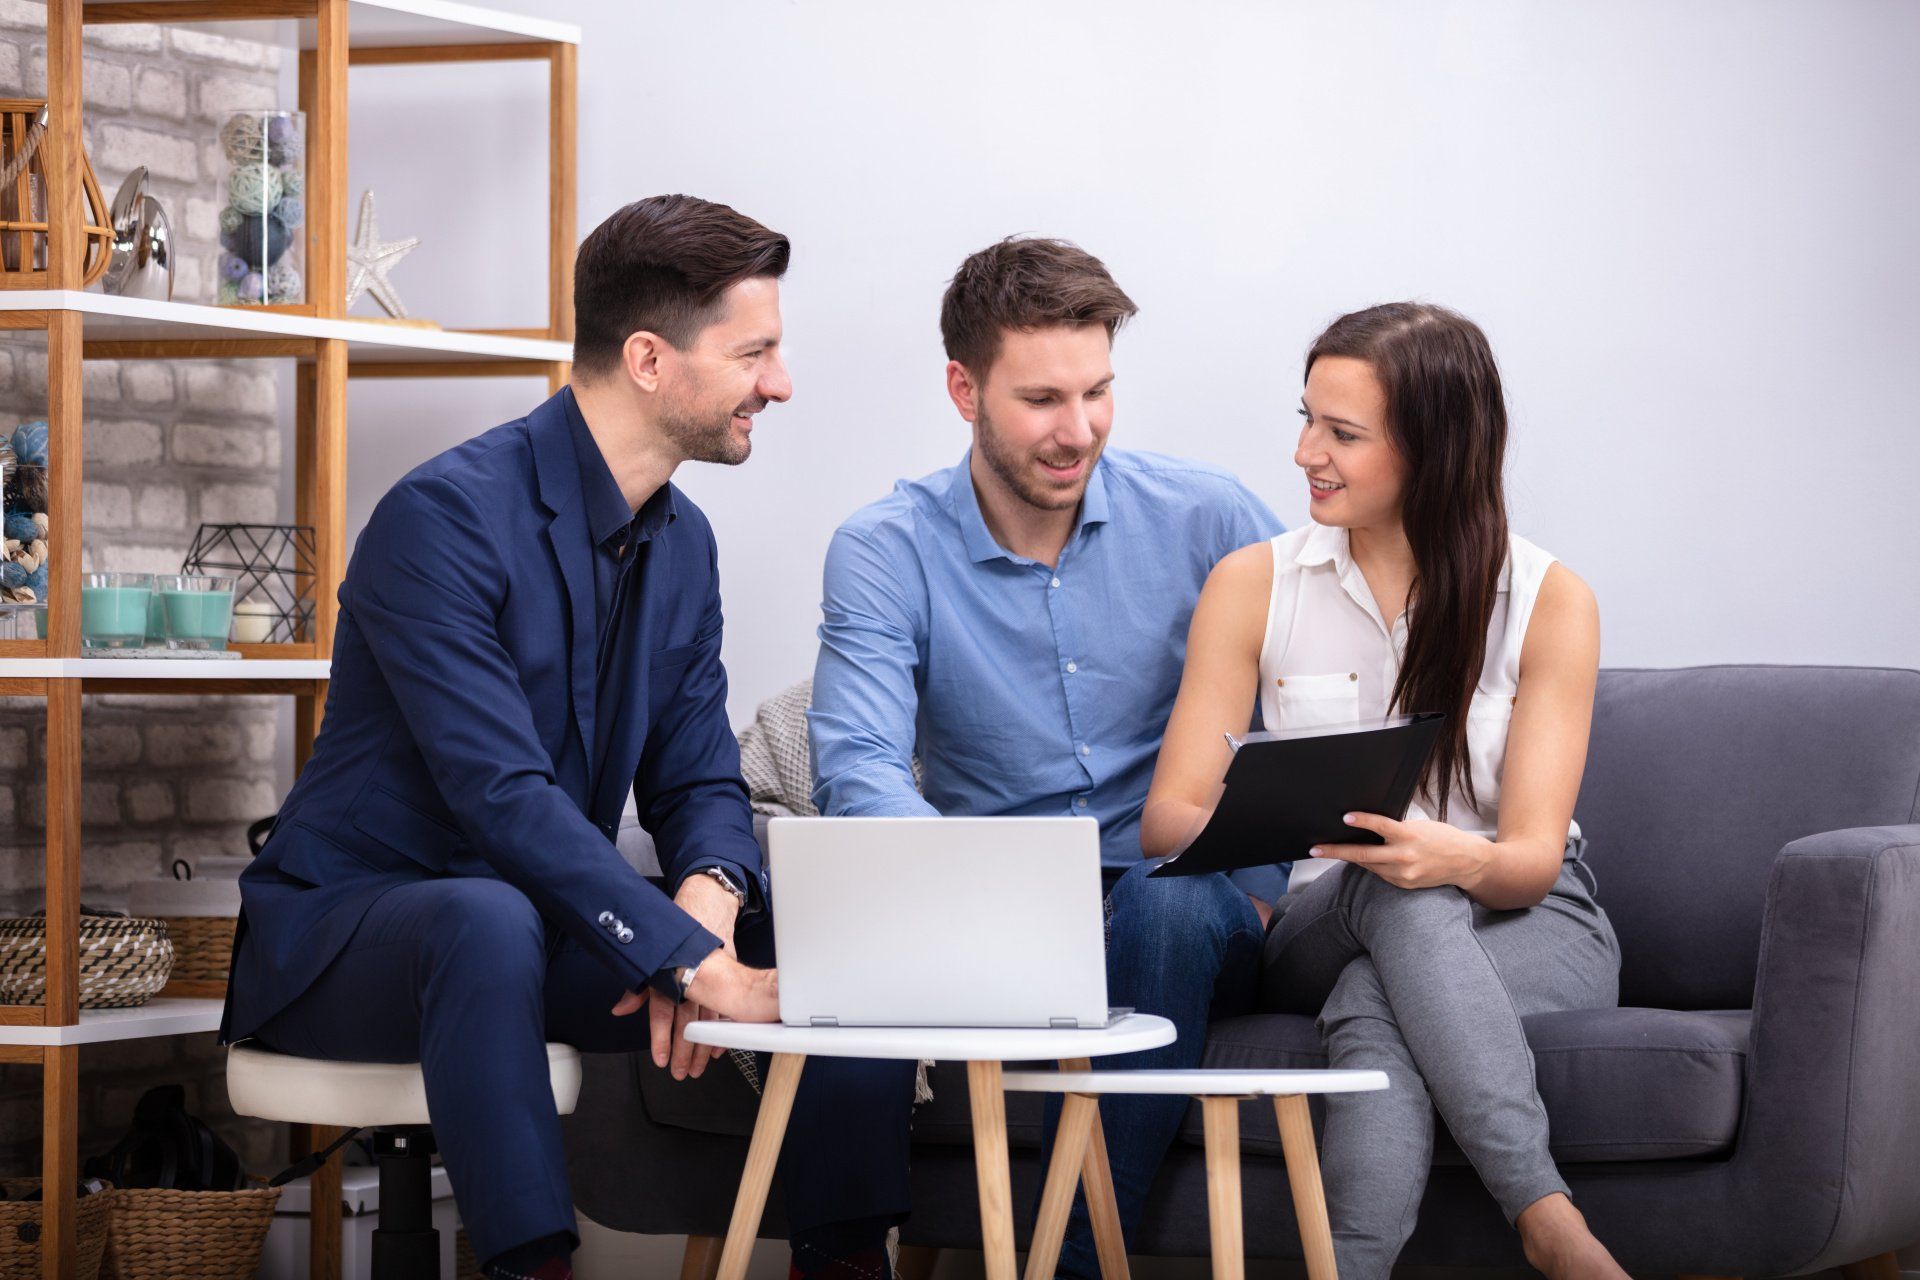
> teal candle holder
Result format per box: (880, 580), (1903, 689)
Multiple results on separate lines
(80, 572), (152, 650)
(157, 574), (235, 651)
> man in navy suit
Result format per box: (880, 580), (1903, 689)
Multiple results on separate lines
(224, 196), (914, 1280)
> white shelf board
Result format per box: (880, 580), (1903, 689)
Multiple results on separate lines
(82, 0), (579, 49)
(0, 657), (330, 679)
(0, 291), (571, 366)
(0, 998), (223, 1047)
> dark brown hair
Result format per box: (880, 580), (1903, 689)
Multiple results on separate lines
(1306, 302), (1510, 819)
(572, 194), (790, 377)
(939, 237), (1138, 380)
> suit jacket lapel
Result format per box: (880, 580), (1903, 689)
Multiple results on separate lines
(528, 392), (595, 771)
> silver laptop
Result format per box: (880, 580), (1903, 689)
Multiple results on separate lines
(768, 816), (1112, 1028)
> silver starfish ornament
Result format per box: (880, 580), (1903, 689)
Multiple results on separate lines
(344, 189), (420, 318)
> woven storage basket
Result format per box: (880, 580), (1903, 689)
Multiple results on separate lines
(0, 1179), (115, 1280)
(0, 915), (172, 1008)
(151, 915), (232, 983)
(98, 1185), (279, 1280)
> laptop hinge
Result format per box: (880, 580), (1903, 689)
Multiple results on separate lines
(810, 1016), (839, 1027)
(1049, 1017), (1080, 1029)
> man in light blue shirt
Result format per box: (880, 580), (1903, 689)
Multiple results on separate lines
(810, 237), (1284, 1278)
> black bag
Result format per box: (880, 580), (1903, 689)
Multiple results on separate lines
(85, 1084), (246, 1192)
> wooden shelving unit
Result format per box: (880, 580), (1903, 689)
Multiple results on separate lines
(4, 2), (577, 1275)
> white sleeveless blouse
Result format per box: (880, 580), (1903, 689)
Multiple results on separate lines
(1257, 522), (1578, 891)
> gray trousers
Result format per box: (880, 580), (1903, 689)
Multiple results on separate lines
(1261, 844), (1620, 1280)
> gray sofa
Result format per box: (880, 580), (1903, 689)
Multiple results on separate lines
(563, 665), (1920, 1275)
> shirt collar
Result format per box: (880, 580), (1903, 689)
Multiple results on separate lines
(563, 385), (677, 549)
(945, 448), (1112, 565)
(1293, 520), (1513, 590)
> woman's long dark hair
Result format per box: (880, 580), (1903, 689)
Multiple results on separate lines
(1306, 303), (1509, 819)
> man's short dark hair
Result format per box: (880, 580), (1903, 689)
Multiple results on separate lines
(572, 194), (790, 377)
(939, 237), (1138, 381)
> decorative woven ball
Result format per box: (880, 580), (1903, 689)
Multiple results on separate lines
(219, 206), (244, 235)
(227, 163), (283, 216)
(219, 252), (249, 282)
(266, 113), (299, 166)
(219, 211), (293, 268)
(280, 167), (304, 200)
(266, 261), (302, 303)
(11, 419), (48, 467)
(3, 512), (34, 543)
(238, 271), (266, 303)
(0, 562), (24, 590)
(219, 113), (266, 165)
(218, 281), (240, 306)
(25, 563), (45, 597)
(275, 196), (304, 228)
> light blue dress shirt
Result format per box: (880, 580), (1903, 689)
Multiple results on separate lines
(809, 447), (1288, 898)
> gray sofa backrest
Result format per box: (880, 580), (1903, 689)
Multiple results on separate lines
(1575, 665), (1920, 1009)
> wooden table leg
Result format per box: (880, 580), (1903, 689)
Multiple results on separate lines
(1025, 1092), (1098, 1280)
(966, 1060), (1018, 1280)
(1274, 1094), (1336, 1280)
(1059, 1056), (1131, 1280)
(717, 1052), (805, 1280)
(1202, 1097), (1246, 1280)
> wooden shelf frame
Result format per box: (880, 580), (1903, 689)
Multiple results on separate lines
(4, 3), (577, 1275)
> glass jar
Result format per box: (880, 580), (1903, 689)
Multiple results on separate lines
(214, 110), (304, 307)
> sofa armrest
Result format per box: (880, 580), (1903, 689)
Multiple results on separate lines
(1735, 824), (1920, 1270)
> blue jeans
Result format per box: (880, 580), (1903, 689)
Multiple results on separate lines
(1044, 862), (1267, 1280)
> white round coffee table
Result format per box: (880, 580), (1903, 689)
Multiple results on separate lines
(1000, 1067), (1389, 1280)
(685, 1014), (1175, 1280)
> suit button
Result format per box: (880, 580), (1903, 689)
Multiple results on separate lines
(616, 927), (634, 943)
(597, 911), (615, 928)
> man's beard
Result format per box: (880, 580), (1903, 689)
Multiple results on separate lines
(975, 405), (1099, 512)
(659, 384), (762, 466)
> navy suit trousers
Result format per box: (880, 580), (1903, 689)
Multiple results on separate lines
(251, 876), (914, 1264)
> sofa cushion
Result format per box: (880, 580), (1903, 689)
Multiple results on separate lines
(635, 1006), (1749, 1165)
(1577, 666), (1920, 1009)
(1182, 1007), (1749, 1163)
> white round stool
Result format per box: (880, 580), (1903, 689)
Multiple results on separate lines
(227, 1042), (582, 1280)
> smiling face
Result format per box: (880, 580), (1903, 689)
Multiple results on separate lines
(1296, 354), (1406, 529)
(653, 276), (791, 465)
(953, 324), (1115, 512)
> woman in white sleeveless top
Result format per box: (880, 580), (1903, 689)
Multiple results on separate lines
(1143, 304), (1625, 1280)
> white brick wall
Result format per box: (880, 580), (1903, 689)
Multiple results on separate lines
(0, 7), (289, 1175)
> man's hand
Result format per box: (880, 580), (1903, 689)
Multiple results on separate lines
(1248, 894), (1273, 931)
(610, 952), (780, 1079)
(674, 872), (742, 959)
(1309, 813), (1494, 892)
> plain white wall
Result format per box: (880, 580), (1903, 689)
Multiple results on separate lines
(340, 0), (1920, 728)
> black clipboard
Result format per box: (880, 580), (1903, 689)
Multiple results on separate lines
(1149, 713), (1448, 877)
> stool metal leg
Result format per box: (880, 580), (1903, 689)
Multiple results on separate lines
(1274, 1095), (1337, 1280)
(372, 1127), (439, 1280)
(1024, 1091), (1098, 1280)
(1200, 1097), (1245, 1280)
(965, 1060), (1018, 1280)
(717, 1052), (806, 1280)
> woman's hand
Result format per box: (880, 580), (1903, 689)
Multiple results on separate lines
(1310, 813), (1494, 892)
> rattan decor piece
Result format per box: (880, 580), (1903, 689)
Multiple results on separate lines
(0, 914), (172, 1008)
(0, 100), (113, 287)
(98, 1186), (279, 1280)
(154, 915), (234, 983)
(0, 1179), (114, 1280)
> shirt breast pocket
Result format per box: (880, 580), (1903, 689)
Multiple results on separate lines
(1270, 671), (1361, 730)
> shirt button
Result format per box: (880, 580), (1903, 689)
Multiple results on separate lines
(1066, 661), (1078, 674)
(1079, 744), (1091, 757)
(1050, 577), (1061, 589)
(1076, 797), (1089, 808)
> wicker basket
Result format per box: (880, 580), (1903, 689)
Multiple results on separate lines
(0, 1179), (115, 1280)
(98, 1185), (279, 1280)
(0, 915), (172, 1009)
(152, 915), (233, 983)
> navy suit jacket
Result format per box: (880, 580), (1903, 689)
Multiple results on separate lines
(222, 390), (766, 1041)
